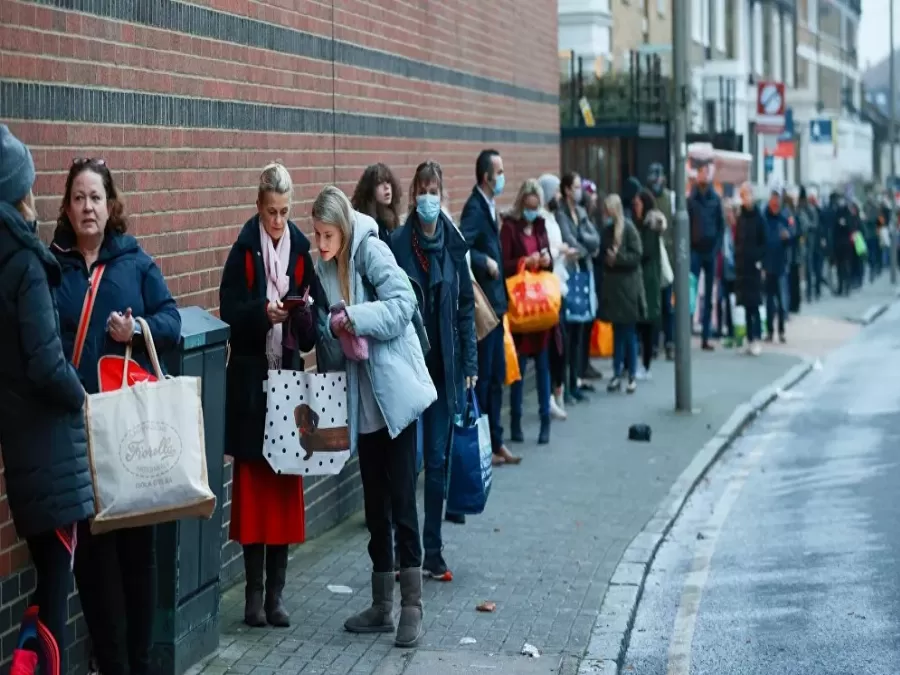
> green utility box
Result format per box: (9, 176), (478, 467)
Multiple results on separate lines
(152, 306), (230, 675)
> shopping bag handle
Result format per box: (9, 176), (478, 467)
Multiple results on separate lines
(466, 388), (481, 424)
(123, 317), (166, 384)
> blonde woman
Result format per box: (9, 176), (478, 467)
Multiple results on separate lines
(220, 163), (321, 629)
(600, 194), (645, 393)
(312, 185), (436, 648)
(501, 179), (554, 444)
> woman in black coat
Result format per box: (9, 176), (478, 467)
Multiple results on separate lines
(733, 183), (767, 355)
(0, 126), (93, 675)
(220, 163), (322, 629)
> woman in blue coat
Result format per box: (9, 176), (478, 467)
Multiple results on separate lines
(51, 158), (181, 675)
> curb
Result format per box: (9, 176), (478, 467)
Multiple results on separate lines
(576, 359), (815, 675)
(856, 302), (889, 326)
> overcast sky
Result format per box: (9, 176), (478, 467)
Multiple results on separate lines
(859, 0), (900, 69)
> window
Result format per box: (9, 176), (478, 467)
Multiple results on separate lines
(692, 0), (703, 42)
(753, 2), (764, 75)
(797, 55), (809, 89)
(701, 0), (710, 46)
(784, 17), (795, 87)
(808, 0), (817, 30)
(657, 0), (666, 15)
(724, 0), (737, 59)
(716, 0), (726, 52)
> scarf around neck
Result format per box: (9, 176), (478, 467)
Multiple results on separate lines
(260, 221), (291, 368)
(412, 215), (444, 289)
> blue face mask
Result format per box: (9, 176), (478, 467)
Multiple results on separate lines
(493, 174), (505, 197)
(523, 209), (539, 223)
(416, 194), (441, 224)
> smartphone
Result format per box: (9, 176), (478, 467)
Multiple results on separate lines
(281, 288), (313, 311)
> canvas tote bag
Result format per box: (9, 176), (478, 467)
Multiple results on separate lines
(84, 318), (216, 534)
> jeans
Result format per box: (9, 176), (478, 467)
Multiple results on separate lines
(510, 347), (552, 420)
(475, 320), (506, 453)
(636, 322), (655, 370)
(716, 279), (735, 337)
(23, 527), (76, 675)
(764, 273), (787, 337)
(75, 522), (156, 675)
(806, 248), (824, 301)
(358, 422), (420, 572)
(421, 392), (454, 556)
(612, 323), (637, 377)
(690, 252), (716, 342)
(660, 285), (674, 346)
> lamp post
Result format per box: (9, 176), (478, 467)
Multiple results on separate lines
(891, 0), (897, 285)
(672, 0), (692, 411)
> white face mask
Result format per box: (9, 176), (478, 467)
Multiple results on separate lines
(573, 188), (583, 203)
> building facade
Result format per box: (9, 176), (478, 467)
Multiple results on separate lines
(0, 0), (561, 672)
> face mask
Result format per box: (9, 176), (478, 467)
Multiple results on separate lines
(573, 188), (583, 203)
(493, 174), (505, 197)
(416, 194), (441, 224)
(523, 209), (539, 223)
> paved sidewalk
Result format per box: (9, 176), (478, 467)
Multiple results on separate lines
(187, 284), (889, 675)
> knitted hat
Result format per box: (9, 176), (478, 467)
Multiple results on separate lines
(0, 125), (35, 206)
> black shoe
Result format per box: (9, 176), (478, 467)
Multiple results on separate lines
(510, 417), (524, 443)
(538, 416), (550, 445)
(779, 334), (787, 343)
(582, 363), (603, 380)
(665, 344), (675, 361)
(445, 512), (466, 525)
(570, 388), (589, 403)
(423, 552), (452, 581)
(579, 382), (596, 393)
(607, 377), (622, 392)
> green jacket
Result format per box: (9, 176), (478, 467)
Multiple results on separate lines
(636, 209), (667, 321)
(601, 218), (647, 325)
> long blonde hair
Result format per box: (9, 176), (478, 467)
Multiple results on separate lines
(605, 193), (626, 246)
(510, 178), (543, 221)
(311, 185), (354, 302)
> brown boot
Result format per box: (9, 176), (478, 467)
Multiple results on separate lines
(264, 545), (290, 627)
(242, 544), (266, 627)
(395, 568), (424, 648)
(344, 572), (395, 633)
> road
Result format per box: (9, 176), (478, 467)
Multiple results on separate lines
(622, 299), (900, 675)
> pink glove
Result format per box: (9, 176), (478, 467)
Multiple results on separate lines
(330, 307), (369, 361)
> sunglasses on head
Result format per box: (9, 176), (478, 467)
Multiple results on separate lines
(71, 158), (107, 168)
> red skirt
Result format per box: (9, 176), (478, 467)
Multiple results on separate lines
(229, 460), (306, 545)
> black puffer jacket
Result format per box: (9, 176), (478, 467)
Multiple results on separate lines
(0, 202), (94, 538)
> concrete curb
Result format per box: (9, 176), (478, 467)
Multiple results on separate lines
(857, 302), (889, 326)
(576, 359), (815, 675)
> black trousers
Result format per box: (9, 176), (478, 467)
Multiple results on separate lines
(358, 422), (421, 573)
(23, 527), (75, 675)
(636, 322), (656, 371)
(75, 522), (156, 675)
(549, 322), (566, 390)
(566, 321), (587, 390)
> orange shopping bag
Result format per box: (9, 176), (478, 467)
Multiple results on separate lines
(503, 315), (521, 385)
(589, 321), (613, 358)
(504, 261), (562, 334)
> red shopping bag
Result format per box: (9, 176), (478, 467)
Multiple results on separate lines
(97, 355), (158, 393)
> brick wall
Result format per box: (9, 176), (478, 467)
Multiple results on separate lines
(0, 0), (560, 672)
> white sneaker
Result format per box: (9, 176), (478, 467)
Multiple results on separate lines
(635, 368), (652, 381)
(750, 343), (762, 356)
(550, 396), (568, 420)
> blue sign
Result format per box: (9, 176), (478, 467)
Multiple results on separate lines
(777, 108), (794, 141)
(809, 118), (834, 144)
(764, 155), (774, 174)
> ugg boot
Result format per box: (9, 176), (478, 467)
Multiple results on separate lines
(242, 545), (266, 627)
(264, 545), (291, 627)
(344, 572), (395, 633)
(395, 568), (424, 648)
(538, 416), (550, 445)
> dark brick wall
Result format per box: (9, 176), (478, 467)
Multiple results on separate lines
(0, 0), (560, 672)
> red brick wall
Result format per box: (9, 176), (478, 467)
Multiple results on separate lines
(0, 0), (559, 670)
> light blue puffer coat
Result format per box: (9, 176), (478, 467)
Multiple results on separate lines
(315, 211), (437, 454)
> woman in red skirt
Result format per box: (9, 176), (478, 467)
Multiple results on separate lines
(219, 163), (323, 627)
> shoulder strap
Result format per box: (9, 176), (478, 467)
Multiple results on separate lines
(72, 264), (106, 368)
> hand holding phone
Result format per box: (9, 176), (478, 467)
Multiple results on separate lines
(281, 287), (314, 312)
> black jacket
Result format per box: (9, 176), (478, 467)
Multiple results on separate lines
(220, 216), (322, 462)
(460, 187), (508, 316)
(391, 213), (477, 414)
(0, 202), (94, 538)
(734, 206), (767, 308)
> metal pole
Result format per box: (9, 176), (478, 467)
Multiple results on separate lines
(672, 0), (692, 411)
(891, 0), (898, 284)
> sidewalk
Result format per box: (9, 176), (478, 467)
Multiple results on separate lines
(187, 282), (891, 675)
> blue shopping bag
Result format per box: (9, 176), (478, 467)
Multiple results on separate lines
(446, 390), (493, 515)
(564, 266), (598, 323)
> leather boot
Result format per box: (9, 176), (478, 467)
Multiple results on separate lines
(264, 545), (290, 627)
(395, 568), (424, 648)
(242, 544), (266, 627)
(344, 572), (395, 633)
(538, 416), (550, 445)
(510, 415), (524, 443)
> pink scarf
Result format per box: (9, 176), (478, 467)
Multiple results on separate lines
(260, 222), (291, 368)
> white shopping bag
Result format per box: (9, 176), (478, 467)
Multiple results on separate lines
(730, 293), (747, 343)
(263, 369), (351, 476)
(85, 319), (216, 535)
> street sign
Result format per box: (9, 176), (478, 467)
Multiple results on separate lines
(764, 154), (774, 175)
(809, 118), (833, 143)
(756, 81), (786, 134)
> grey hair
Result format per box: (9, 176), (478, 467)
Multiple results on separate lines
(258, 162), (293, 200)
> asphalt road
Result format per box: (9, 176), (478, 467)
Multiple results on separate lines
(623, 301), (900, 675)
